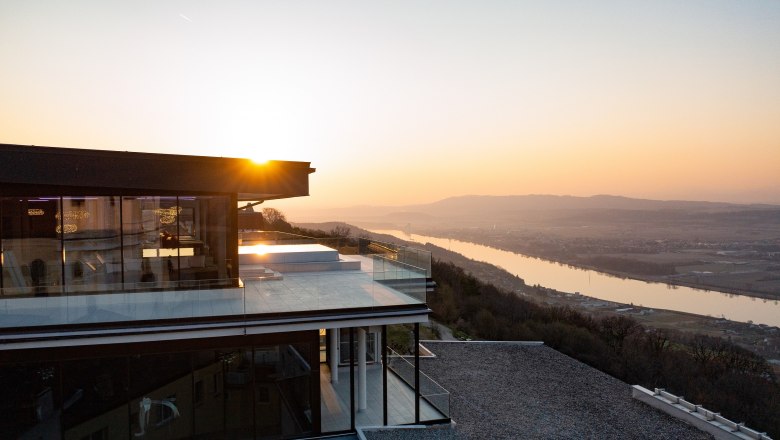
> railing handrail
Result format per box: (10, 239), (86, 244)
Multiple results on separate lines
(387, 346), (451, 419)
(372, 254), (428, 275)
(387, 347), (450, 394)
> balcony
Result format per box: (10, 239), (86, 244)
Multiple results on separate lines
(0, 233), (431, 339)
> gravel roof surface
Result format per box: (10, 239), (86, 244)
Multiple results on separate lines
(361, 427), (460, 440)
(418, 341), (713, 440)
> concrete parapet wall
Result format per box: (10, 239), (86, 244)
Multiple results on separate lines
(631, 385), (772, 440)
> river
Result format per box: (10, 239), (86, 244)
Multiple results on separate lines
(371, 229), (780, 327)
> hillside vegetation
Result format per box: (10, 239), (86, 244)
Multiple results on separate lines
(429, 259), (780, 437)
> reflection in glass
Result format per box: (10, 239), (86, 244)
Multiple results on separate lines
(128, 352), (192, 439)
(0, 337), (328, 439)
(2, 194), (233, 295)
(0, 361), (61, 438)
(138, 197), (180, 287)
(255, 343), (314, 438)
(177, 196), (229, 287)
(62, 196), (122, 294)
(1, 197), (62, 296)
(61, 356), (128, 440)
(192, 350), (226, 438)
(220, 348), (255, 438)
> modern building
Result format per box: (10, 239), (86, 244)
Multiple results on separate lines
(0, 144), (447, 439)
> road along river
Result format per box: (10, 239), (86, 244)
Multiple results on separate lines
(371, 229), (780, 327)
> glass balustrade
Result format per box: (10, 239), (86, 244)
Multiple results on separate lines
(0, 230), (431, 331)
(386, 347), (450, 424)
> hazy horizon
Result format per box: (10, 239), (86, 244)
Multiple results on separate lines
(2, 1), (778, 207)
(267, 190), (780, 216)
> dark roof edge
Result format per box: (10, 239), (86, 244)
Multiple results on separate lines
(0, 143), (314, 170)
(0, 144), (314, 198)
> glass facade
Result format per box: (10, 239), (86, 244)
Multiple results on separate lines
(62, 196), (123, 294)
(339, 328), (378, 364)
(0, 334), (318, 440)
(0, 197), (62, 296)
(0, 194), (232, 296)
(0, 325), (445, 439)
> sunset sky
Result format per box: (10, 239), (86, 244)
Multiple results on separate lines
(1, 1), (779, 211)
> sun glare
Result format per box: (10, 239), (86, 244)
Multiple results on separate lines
(238, 244), (269, 256)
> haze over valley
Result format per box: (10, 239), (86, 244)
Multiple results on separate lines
(290, 194), (780, 299)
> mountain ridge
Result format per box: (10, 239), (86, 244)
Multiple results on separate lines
(287, 194), (779, 224)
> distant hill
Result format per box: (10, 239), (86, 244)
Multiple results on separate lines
(415, 194), (748, 212)
(289, 194), (779, 228)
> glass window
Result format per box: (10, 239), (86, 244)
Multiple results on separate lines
(323, 329), (353, 433)
(2, 193), (233, 295)
(191, 350), (226, 437)
(219, 349), (255, 438)
(61, 356), (129, 440)
(179, 195), (229, 286)
(61, 197), (122, 294)
(128, 352), (192, 439)
(339, 329), (378, 364)
(1, 197), (62, 296)
(255, 344), (314, 438)
(0, 361), (61, 438)
(120, 197), (145, 287)
(124, 197), (181, 288)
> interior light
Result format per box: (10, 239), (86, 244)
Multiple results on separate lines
(154, 206), (181, 224)
(56, 209), (90, 221)
(56, 224), (78, 234)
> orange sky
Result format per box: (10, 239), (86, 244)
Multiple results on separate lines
(1, 1), (778, 210)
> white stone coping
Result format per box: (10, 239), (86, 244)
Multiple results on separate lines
(631, 385), (773, 440)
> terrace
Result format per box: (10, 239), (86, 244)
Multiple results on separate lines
(0, 233), (432, 342)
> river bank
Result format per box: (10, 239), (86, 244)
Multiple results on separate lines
(368, 228), (780, 326)
(416, 230), (780, 302)
(555, 258), (780, 302)
(523, 284), (780, 374)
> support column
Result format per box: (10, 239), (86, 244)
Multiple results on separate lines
(382, 325), (388, 426)
(349, 328), (355, 431)
(358, 328), (367, 411)
(414, 322), (420, 424)
(329, 328), (339, 384)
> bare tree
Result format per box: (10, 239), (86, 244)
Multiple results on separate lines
(330, 224), (351, 238)
(262, 207), (287, 225)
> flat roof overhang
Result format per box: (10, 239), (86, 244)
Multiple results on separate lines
(0, 305), (431, 354)
(0, 144), (315, 201)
